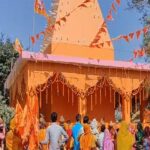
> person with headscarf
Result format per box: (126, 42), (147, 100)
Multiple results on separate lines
(117, 121), (134, 150)
(143, 126), (150, 150)
(103, 129), (114, 150)
(80, 116), (97, 150)
(38, 114), (48, 150)
(108, 124), (117, 150)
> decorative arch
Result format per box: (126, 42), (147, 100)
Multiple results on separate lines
(35, 72), (80, 122)
(85, 76), (123, 122)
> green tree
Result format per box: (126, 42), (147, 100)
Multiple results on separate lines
(0, 34), (18, 127)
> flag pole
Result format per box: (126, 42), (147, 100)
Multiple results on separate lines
(32, 0), (35, 52)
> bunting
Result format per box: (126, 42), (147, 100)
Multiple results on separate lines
(31, 31), (45, 45)
(128, 48), (145, 62)
(91, 25), (150, 48)
(90, 0), (121, 46)
(32, 0), (94, 45)
(106, 0), (121, 21)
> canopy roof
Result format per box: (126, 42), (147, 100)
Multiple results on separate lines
(5, 51), (150, 89)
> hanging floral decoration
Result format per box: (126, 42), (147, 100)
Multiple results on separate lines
(36, 72), (81, 97)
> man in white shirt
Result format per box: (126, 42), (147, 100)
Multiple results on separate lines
(40, 112), (68, 150)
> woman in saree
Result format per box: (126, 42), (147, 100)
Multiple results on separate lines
(117, 121), (135, 150)
(103, 129), (114, 150)
(80, 124), (97, 150)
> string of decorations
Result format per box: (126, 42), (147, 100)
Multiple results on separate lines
(30, 0), (94, 45)
(91, 25), (150, 48)
(128, 47), (145, 62)
(90, 0), (121, 47)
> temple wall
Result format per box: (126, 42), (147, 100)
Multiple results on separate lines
(9, 60), (150, 122)
(45, 43), (114, 60)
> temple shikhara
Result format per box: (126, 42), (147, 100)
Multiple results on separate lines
(5, 0), (150, 126)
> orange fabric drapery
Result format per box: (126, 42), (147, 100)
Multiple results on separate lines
(14, 94), (39, 150)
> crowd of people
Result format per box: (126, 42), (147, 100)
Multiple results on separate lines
(38, 112), (150, 150)
(0, 112), (150, 150)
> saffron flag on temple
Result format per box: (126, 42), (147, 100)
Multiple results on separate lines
(115, 0), (121, 6)
(14, 38), (23, 55)
(34, 0), (47, 17)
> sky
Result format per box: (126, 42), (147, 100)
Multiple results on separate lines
(0, 0), (146, 62)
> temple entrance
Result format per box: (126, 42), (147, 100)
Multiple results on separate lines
(38, 74), (79, 122)
(131, 88), (150, 123)
(86, 78), (122, 122)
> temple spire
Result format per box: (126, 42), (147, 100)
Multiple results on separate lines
(43, 0), (114, 60)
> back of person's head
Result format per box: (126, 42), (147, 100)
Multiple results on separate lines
(59, 115), (65, 123)
(144, 126), (150, 138)
(108, 125), (113, 131)
(137, 122), (143, 131)
(76, 114), (81, 122)
(67, 120), (71, 124)
(83, 116), (89, 124)
(101, 124), (105, 132)
(51, 112), (57, 122)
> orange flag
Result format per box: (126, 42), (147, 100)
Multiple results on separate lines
(102, 21), (107, 28)
(107, 11), (113, 21)
(138, 49), (145, 57)
(56, 20), (61, 26)
(133, 50), (138, 58)
(34, 0), (47, 17)
(100, 43), (104, 47)
(36, 34), (40, 40)
(115, 0), (121, 5)
(106, 41), (111, 47)
(101, 27), (106, 33)
(61, 17), (67, 22)
(129, 33), (134, 40)
(78, 3), (87, 8)
(92, 38), (99, 44)
(136, 30), (141, 39)
(111, 3), (117, 13)
(143, 27), (149, 34)
(123, 36), (129, 42)
(14, 38), (23, 55)
(83, 0), (92, 3)
(31, 36), (36, 44)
